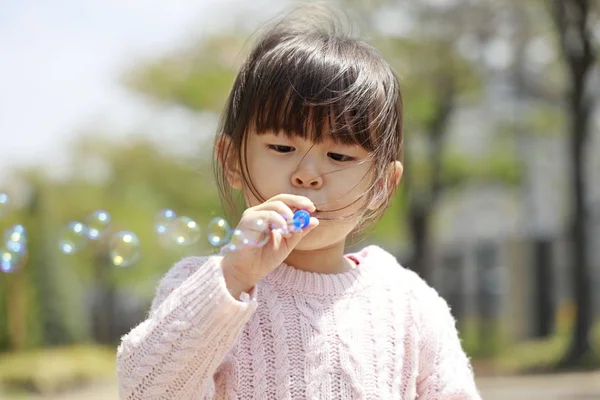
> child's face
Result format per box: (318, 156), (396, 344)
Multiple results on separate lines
(241, 131), (376, 250)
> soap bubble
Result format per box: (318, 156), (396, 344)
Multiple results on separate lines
(207, 217), (231, 247)
(0, 192), (9, 217)
(86, 210), (111, 240)
(58, 222), (88, 254)
(245, 218), (270, 247)
(4, 224), (27, 254)
(109, 231), (140, 267)
(226, 229), (249, 252)
(169, 216), (201, 246)
(1, 246), (26, 273)
(155, 209), (177, 235)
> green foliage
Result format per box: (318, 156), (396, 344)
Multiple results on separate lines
(460, 319), (509, 360)
(128, 63), (235, 111)
(377, 36), (483, 130)
(406, 142), (523, 193)
(497, 318), (600, 373)
(441, 149), (523, 188)
(365, 189), (409, 247)
(525, 103), (567, 136)
(0, 345), (115, 395)
(124, 35), (247, 112)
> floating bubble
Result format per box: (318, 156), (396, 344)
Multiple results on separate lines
(58, 222), (88, 254)
(2, 225), (27, 272)
(207, 217), (231, 247)
(1, 246), (26, 273)
(86, 210), (111, 240)
(4, 224), (27, 254)
(169, 216), (201, 246)
(155, 209), (177, 235)
(0, 192), (9, 217)
(245, 218), (270, 247)
(226, 229), (249, 252)
(109, 231), (140, 267)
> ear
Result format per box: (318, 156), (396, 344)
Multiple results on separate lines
(392, 160), (403, 187)
(216, 135), (243, 190)
(367, 161), (403, 210)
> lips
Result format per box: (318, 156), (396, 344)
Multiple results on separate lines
(311, 209), (328, 218)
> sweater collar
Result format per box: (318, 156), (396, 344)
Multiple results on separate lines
(263, 245), (385, 297)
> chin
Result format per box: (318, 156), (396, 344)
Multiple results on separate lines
(294, 229), (346, 251)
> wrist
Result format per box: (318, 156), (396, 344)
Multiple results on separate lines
(221, 258), (258, 299)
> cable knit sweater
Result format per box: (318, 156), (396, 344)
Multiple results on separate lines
(116, 245), (480, 399)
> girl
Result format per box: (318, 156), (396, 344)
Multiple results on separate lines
(117, 6), (481, 400)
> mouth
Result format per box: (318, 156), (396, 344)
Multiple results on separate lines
(311, 209), (331, 219)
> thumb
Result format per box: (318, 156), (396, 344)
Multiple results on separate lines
(304, 217), (319, 232)
(283, 217), (319, 247)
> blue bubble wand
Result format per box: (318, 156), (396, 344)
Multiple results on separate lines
(220, 209), (313, 252)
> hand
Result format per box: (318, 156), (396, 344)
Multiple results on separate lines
(221, 194), (319, 298)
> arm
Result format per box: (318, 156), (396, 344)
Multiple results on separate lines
(415, 288), (481, 400)
(116, 256), (257, 400)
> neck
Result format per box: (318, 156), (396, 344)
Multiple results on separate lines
(284, 240), (354, 274)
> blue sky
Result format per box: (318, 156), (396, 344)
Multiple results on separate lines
(0, 0), (285, 178)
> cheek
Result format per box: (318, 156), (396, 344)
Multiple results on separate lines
(322, 171), (373, 220)
(244, 155), (288, 204)
(329, 169), (373, 201)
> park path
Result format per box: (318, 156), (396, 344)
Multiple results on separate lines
(478, 371), (600, 399)
(12, 371), (600, 399)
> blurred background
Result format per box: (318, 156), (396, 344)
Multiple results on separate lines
(0, 0), (599, 398)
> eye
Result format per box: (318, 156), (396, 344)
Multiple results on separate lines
(328, 152), (355, 162)
(268, 144), (294, 153)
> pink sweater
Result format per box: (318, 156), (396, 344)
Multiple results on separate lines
(116, 245), (480, 399)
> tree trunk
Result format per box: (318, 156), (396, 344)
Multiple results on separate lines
(551, 0), (596, 367)
(562, 85), (593, 365)
(408, 208), (432, 282)
(27, 184), (75, 346)
(404, 77), (455, 283)
(92, 249), (115, 345)
(7, 270), (27, 350)
(533, 238), (556, 338)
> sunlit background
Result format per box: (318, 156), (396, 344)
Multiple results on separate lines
(1, 0), (599, 398)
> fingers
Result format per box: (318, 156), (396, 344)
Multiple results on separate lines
(251, 200), (295, 222)
(240, 210), (288, 234)
(251, 195), (315, 224)
(239, 195), (318, 247)
(278, 217), (319, 248)
(306, 217), (319, 231)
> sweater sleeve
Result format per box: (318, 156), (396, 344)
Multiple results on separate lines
(116, 256), (257, 400)
(415, 285), (481, 400)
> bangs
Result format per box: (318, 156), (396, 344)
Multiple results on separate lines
(236, 33), (399, 153)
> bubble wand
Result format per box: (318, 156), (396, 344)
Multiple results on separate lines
(220, 209), (313, 252)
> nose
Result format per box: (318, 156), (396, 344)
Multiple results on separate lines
(291, 167), (323, 190)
